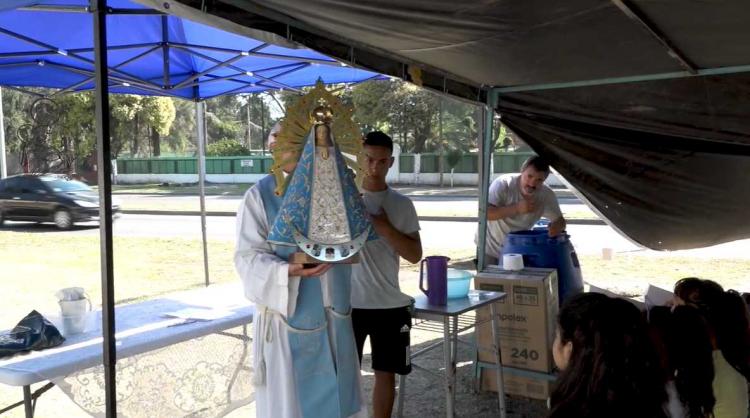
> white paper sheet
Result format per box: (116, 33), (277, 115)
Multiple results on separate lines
(644, 284), (675, 310)
(162, 308), (233, 321)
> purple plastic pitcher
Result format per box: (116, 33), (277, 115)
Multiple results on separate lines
(419, 256), (450, 306)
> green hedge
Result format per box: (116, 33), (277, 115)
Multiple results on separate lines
(117, 156), (273, 175)
(402, 152), (533, 174)
(399, 155), (415, 173)
(493, 152), (534, 173)
(418, 153), (478, 173)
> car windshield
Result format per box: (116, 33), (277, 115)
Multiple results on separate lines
(40, 178), (91, 193)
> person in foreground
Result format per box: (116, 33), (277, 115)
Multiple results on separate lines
(649, 303), (716, 418)
(549, 292), (668, 418)
(234, 123), (366, 418)
(672, 277), (750, 418)
(350, 131), (422, 418)
(478, 156), (566, 265)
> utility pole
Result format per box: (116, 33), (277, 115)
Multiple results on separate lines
(260, 96), (266, 155)
(245, 98), (251, 149)
(438, 97), (444, 187)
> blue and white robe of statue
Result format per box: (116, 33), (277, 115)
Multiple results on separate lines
(234, 174), (367, 418)
(268, 129), (376, 260)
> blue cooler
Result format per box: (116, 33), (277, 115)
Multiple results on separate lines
(501, 229), (583, 305)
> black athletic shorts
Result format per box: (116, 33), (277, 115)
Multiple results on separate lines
(352, 306), (412, 375)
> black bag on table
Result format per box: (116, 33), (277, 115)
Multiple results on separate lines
(0, 310), (65, 358)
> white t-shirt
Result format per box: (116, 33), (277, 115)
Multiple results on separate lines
(351, 188), (420, 309)
(480, 174), (563, 259)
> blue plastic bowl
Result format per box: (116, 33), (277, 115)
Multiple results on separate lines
(447, 269), (472, 299)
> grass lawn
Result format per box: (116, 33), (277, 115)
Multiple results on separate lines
(111, 183), (252, 195)
(399, 247), (750, 297)
(0, 231), (237, 326)
(0, 231), (243, 417)
(1, 231), (748, 417)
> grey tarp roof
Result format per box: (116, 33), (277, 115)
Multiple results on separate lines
(155, 0), (750, 250)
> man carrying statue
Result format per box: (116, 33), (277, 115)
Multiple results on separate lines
(234, 81), (371, 418)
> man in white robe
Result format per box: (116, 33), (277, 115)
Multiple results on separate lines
(234, 124), (367, 418)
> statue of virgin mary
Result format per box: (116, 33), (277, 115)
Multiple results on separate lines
(267, 81), (374, 263)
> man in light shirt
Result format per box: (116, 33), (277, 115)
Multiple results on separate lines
(351, 131), (423, 418)
(479, 156), (566, 265)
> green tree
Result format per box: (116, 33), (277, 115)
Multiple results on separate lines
(110, 94), (143, 157)
(51, 93), (95, 172)
(160, 98), (196, 155)
(205, 95), (243, 145)
(3, 92), (95, 173)
(349, 81), (392, 133)
(142, 96), (175, 156)
(106, 95), (176, 157)
(206, 139), (250, 156)
(2, 89), (37, 156)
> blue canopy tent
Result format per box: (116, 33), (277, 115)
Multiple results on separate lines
(0, 1), (384, 416)
(0, 0), (380, 99)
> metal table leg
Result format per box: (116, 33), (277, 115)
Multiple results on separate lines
(23, 385), (33, 418)
(450, 315), (458, 411)
(396, 373), (407, 418)
(443, 316), (454, 418)
(489, 303), (507, 418)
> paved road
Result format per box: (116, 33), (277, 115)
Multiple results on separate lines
(111, 193), (591, 221)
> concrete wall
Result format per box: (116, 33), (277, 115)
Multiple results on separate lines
(116, 173), (266, 184)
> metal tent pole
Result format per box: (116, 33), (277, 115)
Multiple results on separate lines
(195, 99), (210, 287)
(0, 87), (6, 179)
(90, 0), (117, 416)
(476, 89), (497, 271)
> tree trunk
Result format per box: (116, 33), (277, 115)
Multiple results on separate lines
(150, 127), (161, 157)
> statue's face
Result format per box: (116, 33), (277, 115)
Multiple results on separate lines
(314, 124), (332, 146)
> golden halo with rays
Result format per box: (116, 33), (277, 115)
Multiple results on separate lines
(271, 79), (365, 196)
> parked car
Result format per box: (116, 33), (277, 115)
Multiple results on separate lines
(0, 174), (119, 229)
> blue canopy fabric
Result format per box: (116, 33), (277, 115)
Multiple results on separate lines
(0, 0), (382, 99)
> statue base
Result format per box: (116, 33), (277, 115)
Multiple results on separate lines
(289, 252), (360, 265)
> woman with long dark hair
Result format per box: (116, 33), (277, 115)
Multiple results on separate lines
(673, 278), (750, 418)
(650, 304), (716, 418)
(549, 292), (668, 418)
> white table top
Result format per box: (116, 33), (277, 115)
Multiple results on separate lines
(0, 283), (254, 387)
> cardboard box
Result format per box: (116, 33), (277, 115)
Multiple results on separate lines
(480, 368), (552, 400)
(474, 267), (558, 373)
